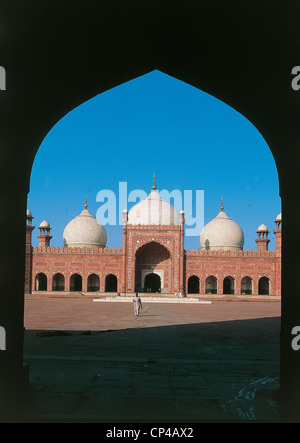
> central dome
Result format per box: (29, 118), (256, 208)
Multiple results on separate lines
(63, 199), (107, 248)
(127, 177), (180, 226)
(200, 201), (244, 251)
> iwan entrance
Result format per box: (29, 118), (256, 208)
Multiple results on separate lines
(134, 242), (171, 293)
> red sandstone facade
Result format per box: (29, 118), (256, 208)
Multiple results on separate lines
(25, 209), (281, 297)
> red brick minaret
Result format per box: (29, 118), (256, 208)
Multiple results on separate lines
(255, 223), (270, 252)
(25, 209), (35, 294)
(179, 209), (185, 294)
(273, 213), (282, 256)
(37, 220), (52, 248)
(121, 208), (128, 294)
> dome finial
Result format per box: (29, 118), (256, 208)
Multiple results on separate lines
(152, 173), (157, 190)
(84, 195), (88, 209)
(221, 197), (224, 212)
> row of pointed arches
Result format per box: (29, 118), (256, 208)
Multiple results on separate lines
(35, 272), (118, 292)
(187, 275), (270, 295)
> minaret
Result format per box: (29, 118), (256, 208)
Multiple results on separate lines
(179, 209), (185, 294)
(26, 209), (35, 243)
(37, 220), (52, 248)
(255, 223), (270, 252)
(273, 213), (282, 256)
(25, 209), (35, 294)
(121, 208), (128, 295)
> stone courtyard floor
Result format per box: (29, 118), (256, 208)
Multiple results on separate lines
(19, 295), (282, 423)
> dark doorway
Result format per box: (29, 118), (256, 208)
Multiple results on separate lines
(223, 276), (235, 295)
(70, 273), (82, 292)
(105, 274), (118, 292)
(205, 276), (218, 294)
(87, 273), (100, 292)
(35, 273), (47, 291)
(258, 276), (270, 295)
(188, 275), (200, 294)
(144, 273), (161, 293)
(241, 276), (252, 295)
(52, 273), (65, 291)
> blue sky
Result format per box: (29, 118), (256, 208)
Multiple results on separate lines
(28, 70), (281, 250)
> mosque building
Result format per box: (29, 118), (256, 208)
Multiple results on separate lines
(25, 179), (281, 297)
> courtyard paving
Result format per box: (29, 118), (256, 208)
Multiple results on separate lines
(19, 295), (282, 423)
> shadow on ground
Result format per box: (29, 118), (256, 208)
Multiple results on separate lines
(16, 316), (281, 422)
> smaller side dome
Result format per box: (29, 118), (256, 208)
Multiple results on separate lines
(276, 213), (282, 221)
(200, 200), (244, 251)
(63, 198), (107, 248)
(26, 209), (32, 217)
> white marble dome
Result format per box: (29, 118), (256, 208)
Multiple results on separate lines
(276, 213), (282, 221)
(200, 205), (244, 251)
(63, 201), (107, 248)
(127, 189), (180, 226)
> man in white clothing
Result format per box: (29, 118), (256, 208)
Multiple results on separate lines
(133, 293), (142, 316)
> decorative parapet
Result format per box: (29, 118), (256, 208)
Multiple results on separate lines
(127, 224), (181, 231)
(185, 249), (276, 257)
(32, 246), (123, 255)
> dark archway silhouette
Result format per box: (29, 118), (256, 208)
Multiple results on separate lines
(223, 276), (235, 295)
(87, 273), (100, 292)
(241, 276), (253, 295)
(144, 273), (161, 293)
(205, 276), (218, 295)
(52, 273), (65, 291)
(258, 276), (270, 295)
(105, 274), (118, 292)
(187, 275), (200, 294)
(1, 0), (298, 418)
(35, 273), (47, 291)
(70, 273), (82, 292)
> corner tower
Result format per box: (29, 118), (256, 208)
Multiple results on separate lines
(273, 213), (282, 256)
(25, 209), (35, 294)
(255, 224), (270, 252)
(37, 220), (52, 248)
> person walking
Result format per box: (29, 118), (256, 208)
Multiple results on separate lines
(133, 293), (142, 316)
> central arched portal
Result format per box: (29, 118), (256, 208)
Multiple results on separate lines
(135, 241), (171, 293)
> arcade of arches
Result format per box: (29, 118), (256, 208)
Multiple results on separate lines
(34, 268), (272, 296)
(35, 272), (118, 293)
